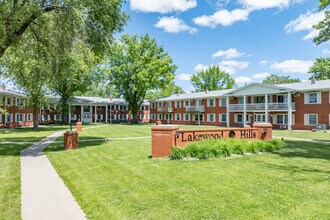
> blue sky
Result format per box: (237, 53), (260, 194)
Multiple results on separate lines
(122, 0), (329, 91)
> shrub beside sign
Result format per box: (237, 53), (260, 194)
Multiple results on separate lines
(152, 124), (272, 158)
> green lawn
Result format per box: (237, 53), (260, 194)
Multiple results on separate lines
(45, 125), (330, 219)
(0, 144), (29, 219)
(273, 130), (330, 141)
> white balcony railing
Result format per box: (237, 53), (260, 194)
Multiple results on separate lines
(186, 105), (205, 113)
(229, 102), (296, 112)
(157, 107), (173, 112)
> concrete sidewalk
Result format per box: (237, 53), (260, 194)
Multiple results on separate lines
(20, 131), (87, 220)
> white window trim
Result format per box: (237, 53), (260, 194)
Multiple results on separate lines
(273, 114), (288, 125)
(183, 100), (190, 107)
(304, 114), (318, 126)
(184, 114), (190, 121)
(97, 114), (103, 120)
(54, 114), (62, 121)
(157, 114), (162, 120)
(207, 99), (215, 107)
(234, 114), (243, 123)
(219, 114), (227, 122)
(219, 98), (227, 107)
(207, 114), (215, 122)
(304, 92), (321, 104)
(175, 101), (181, 108)
(175, 114), (181, 121)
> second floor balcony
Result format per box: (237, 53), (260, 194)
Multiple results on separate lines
(157, 107), (173, 113)
(186, 105), (205, 113)
(229, 102), (296, 112)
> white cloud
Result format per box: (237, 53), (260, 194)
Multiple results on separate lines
(285, 11), (325, 40)
(260, 60), (269, 65)
(130, 0), (197, 13)
(271, 59), (313, 74)
(193, 9), (249, 28)
(176, 73), (192, 81)
(219, 60), (250, 70)
(155, 17), (197, 34)
(322, 49), (330, 54)
(238, 0), (291, 11)
(194, 64), (209, 72)
(235, 76), (252, 83)
(212, 48), (245, 59)
(252, 72), (270, 79)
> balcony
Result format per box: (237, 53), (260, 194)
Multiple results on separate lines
(186, 105), (205, 113)
(157, 107), (173, 113)
(229, 102), (296, 112)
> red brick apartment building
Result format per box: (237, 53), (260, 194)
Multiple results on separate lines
(0, 86), (34, 128)
(41, 96), (150, 124)
(149, 79), (330, 130)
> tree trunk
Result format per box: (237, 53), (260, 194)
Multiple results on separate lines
(61, 96), (70, 125)
(131, 114), (138, 123)
(33, 106), (39, 130)
(0, 46), (7, 59)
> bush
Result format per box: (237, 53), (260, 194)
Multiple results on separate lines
(169, 139), (285, 160)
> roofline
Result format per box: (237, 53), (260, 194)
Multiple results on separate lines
(222, 83), (296, 96)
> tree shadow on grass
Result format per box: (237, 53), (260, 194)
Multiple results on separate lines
(274, 140), (330, 161)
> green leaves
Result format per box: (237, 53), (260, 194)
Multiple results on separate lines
(262, 74), (301, 85)
(190, 65), (236, 92)
(107, 34), (177, 119)
(308, 57), (330, 80)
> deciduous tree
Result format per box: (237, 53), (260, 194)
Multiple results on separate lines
(146, 82), (184, 100)
(0, 0), (128, 58)
(190, 66), (236, 92)
(107, 34), (177, 123)
(313, 0), (330, 45)
(308, 57), (330, 80)
(262, 74), (301, 85)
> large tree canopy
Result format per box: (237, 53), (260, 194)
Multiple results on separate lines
(262, 74), (301, 85)
(146, 82), (185, 100)
(308, 57), (330, 80)
(190, 66), (236, 92)
(107, 34), (177, 122)
(313, 0), (330, 45)
(0, 0), (128, 58)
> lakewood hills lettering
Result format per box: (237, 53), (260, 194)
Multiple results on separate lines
(178, 130), (257, 142)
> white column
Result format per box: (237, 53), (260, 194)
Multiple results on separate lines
(288, 92), (292, 131)
(106, 105), (108, 123)
(265, 94), (268, 123)
(243, 95), (247, 127)
(80, 105), (83, 122)
(95, 105), (97, 123)
(226, 96), (230, 127)
(69, 106), (71, 124)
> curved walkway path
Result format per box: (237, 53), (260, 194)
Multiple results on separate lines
(20, 131), (87, 220)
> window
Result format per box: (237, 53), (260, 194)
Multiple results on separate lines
(6, 114), (12, 123)
(83, 106), (91, 113)
(111, 105), (116, 110)
(27, 113), (33, 122)
(175, 101), (181, 108)
(194, 114), (204, 122)
(16, 98), (24, 106)
(70, 114), (77, 120)
(237, 97), (243, 104)
(151, 103), (156, 109)
(208, 99), (215, 107)
(97, 106), (102, 110)
(254, 96), (265, 103)
(220, 98), (226, 106)
(196, 100), (202, 106)
(140, 114), (145, 120)
(305, 114), (318, 125)
(16, 113), (23, 122)
(109, 114), (116, 120)
(166, 102), (172, 107)
(175, 114), (181, 121)
(54, 105), (61, 110)
(254, 114), (266, 123)
(275, 114), (288, 124)
(97, 114), (102, 120)
(307, 92), (321, 104)
(277, 95), (288, 103)
(184, 100), (190, 107)
(207, 114), (215, 122)
(184, 114), (190, 121)
(157, 114), (162, 120)
(219, 114), (227, 122)
(165, 114), (173, 121)
(54, 114), (62, 121)
(120, 114), (127, 120)
(6, 97), (12, 106)
(42, 114), (50, 121)
(70, 105), (75, 111)
(150, 114), (156, 120)
(158, 102), (162, 108)
(236, 114), (243, 123)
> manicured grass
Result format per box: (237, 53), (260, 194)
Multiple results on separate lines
(46, 137), (330, 219)
(0, 144), (29, 219)
(273, 130), (330, 141)
(0, 126), (68, 143)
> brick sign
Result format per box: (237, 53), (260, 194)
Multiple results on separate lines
(152, 124), (272, 158)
